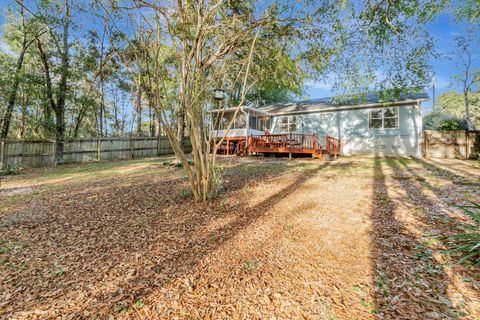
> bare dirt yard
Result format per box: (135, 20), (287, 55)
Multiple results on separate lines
(0, 156), (479, 319)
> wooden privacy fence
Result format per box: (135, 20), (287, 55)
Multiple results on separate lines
(423, 130), (479, 159)
(0, 137), (192, 167)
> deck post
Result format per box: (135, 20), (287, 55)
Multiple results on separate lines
(289, 152), (292, 159)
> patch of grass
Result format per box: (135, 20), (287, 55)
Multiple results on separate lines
(375, 270), (390, 298)
(353, 285), (376, 315)
(133, 299), (145, 309)
(0, 239), (27, 254)
(243, 260), (258, 270)
(242, 185), (252, 193)
(54, 268), (67, 277)
(180, 188), (192, 198)
(116, 299), (145, 314)
(442, 202), (480, 268)
(175, 162), (183, 168)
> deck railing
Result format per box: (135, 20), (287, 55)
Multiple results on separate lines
(248, 133), (323, 154)
(326, 134), (341, 157)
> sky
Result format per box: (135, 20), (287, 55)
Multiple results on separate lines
(306, 13), (479, 113)
(0, 2), (478, 115)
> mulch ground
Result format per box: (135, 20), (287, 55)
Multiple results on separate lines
(0, 156), (479, 319)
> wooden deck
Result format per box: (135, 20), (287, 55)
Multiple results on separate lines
(215, 133), (341, 159)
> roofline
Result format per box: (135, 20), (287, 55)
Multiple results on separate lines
(210, 97), (428, 117)
(262, 98), (428, 116)
(210, 106), (271, 115)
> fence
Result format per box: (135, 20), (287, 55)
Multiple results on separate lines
(423, 130), (479, 159)
(0, 136), (192, 167)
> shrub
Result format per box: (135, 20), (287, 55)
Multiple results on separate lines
(442, 202), (480, 268)
(1, 163), (23, 176)
(423, 112), (468, 131)
(180, 188), (192, 198)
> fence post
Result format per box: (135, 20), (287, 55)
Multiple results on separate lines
(0, 140), (4, 170)
(96, 138), (101, 161)
(157, 135), (161, 156)
(465, 130), (469, 160)
(130, 137), (134, 159)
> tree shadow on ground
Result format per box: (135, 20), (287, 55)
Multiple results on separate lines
(0, 159), (329, 318)
(426, 158), (480, 180)
(370, 158), (463, 319)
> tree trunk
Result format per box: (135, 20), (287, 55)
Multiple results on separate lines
(54, 108), (66, 164)
(176, 107), (185, 150)
(135, 85), (142, 136)
(54, 0), (70, 164)
(1, 38), (27, 138)
(464, 91), (472, 131)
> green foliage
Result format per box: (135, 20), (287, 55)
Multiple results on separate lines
(180, 188), (192, 198)
(1, 163), (23, 176)
(442, 202), (480, 268)
(436, 91), (480, 128)
(455, 0), (480, 23)
(423, 112), (468, 131)
(243, 260), (258, 270)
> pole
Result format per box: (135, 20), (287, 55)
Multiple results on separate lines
(432, 74), (436, 110)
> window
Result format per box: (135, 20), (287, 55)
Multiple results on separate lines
(257, 116), (272, 131)
(278, 116), (299, 133)
(369, 107), (398, 129)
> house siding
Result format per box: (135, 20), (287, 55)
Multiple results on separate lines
(270, 104), (422, 157)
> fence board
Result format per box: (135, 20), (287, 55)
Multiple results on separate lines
(423, 130), (479, 159)
(0, 136), (191, 167)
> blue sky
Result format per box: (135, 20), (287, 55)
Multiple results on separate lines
(0, 3), (477, 114)
(306, 13), (478, 113)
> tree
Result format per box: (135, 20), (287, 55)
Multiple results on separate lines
(452, 36), (479, 130)
(436, 91), (480, 128)
(1, 2), (44, 138)
(423, 112), (468, 131)
(105, 0), (440, 202)
(34, 0), (72, 164)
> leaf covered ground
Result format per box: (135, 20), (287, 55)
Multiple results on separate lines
(0, 156), (479, 319)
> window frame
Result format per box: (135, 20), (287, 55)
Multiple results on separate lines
(277, 115), (299, 133)
(368, 107), (399, 130)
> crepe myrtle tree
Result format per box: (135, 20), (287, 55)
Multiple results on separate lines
(111, 0), (342, 201)
(108, 0), (441, 202)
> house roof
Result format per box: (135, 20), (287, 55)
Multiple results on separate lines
(256, 92), (429, 115)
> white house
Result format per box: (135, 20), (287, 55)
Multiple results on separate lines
(212, 92), (429, 157)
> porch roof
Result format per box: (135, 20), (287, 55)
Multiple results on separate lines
(210, 106), (270, 116)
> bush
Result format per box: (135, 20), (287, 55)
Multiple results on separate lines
(180, 188), (192, 198)
(1, 163), (23, 176)
(442, 202), (480, 268)
(423, 112), (468, 131)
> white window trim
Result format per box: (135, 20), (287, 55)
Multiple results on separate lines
(278, 115), (300, 133)
(368, 107), (399, 130)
